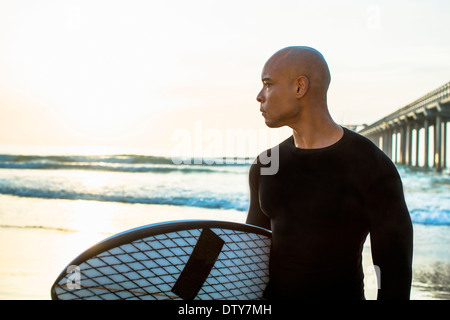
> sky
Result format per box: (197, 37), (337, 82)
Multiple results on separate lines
(0, 0), (449, 156)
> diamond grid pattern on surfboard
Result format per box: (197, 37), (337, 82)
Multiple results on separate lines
(54, 228), (271, 300)
(196, 228), (270, 300)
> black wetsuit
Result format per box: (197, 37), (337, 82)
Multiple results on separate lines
(246, 127), (413, 300)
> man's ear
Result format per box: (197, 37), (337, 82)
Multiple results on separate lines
(295, 75), (309, 99)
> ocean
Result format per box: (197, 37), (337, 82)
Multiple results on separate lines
(0, 153), (252, 213)
(0, 153), (448, 225)
(0, 151), (449, 300)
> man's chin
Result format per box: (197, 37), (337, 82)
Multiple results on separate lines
(264, 119), (282, 128)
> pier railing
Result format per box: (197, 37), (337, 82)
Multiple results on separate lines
(358, 81), (450, 172)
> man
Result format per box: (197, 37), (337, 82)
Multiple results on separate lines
(246, 46), (413, 300)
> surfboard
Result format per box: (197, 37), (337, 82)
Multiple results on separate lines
(51, 220), (272, 300)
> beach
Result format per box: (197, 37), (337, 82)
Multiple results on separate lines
(0, 153), (449, 300)
(0, 195), (246, 300)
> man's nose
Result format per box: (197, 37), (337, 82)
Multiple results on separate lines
(256, 89), (265, 103)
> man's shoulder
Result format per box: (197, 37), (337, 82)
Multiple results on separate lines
(344, 128), (386, 156)
(344, 127), (375, 147)
(344, 128), (399, 175)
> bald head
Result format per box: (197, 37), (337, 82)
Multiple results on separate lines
(265, 46), (331, 95)
(257, 46), (341, 142)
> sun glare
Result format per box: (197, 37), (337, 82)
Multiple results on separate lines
(1, 1), (449, 151)
(66, 200), (115, 234)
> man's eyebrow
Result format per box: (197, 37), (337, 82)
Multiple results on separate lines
(262, 77), (272, 82)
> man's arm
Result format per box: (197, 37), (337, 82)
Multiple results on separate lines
(366, 166), (413, 300)
(246, 163), (271, 230)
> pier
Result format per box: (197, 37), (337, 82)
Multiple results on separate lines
(358, 82), (450, 172)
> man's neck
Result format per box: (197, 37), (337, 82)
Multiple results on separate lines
(291, 116), (343, 150)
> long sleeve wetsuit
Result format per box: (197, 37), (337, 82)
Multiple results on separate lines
(246, 127), (413, 300)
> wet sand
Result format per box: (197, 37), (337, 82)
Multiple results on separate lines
(0, 195), (448, 300)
